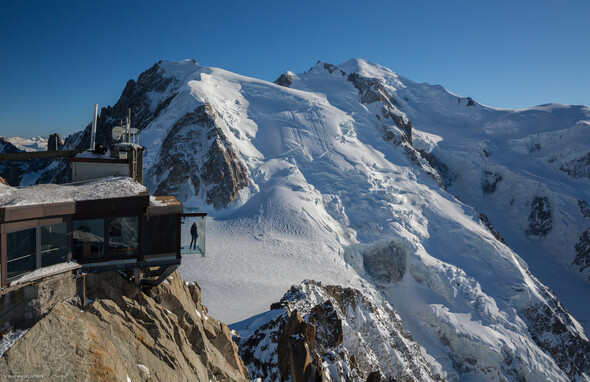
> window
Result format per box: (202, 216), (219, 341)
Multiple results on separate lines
(41, 222), (67, 267)
(145, 215), (177, 256)
(7, 228), (37, 280)
(108, 216), (138, 257)
(72, 219), (105, 260)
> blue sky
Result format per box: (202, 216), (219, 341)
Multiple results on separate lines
(1, 0), (589, 137)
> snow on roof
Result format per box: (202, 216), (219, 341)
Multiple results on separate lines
(9, 261), (81, 286)
(0, 177), (147, 207)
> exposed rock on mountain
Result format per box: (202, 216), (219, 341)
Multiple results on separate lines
(150, 103), (249, 208)
(76, 63), (177, 151)
(479, 213), (506, 243)
(274, 71), (294, 87)
(0, 271), (249, 381)
(348, 72), (399, 109)
(482, 170), (502, 194)
(579, 200), (590, 218)
(526, 196), (553, 237)
(574, 228), (590, 273)
(521, 278), (590, 379)
(233, 280), (444, 382)
(560, 152), (590, 179)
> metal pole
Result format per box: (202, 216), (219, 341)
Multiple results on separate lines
(90, 104), (98, 150)
(127, 108), (131, 143)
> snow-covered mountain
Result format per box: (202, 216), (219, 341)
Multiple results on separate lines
(6, 59), (590, 380)
(4, 136), (47, 152)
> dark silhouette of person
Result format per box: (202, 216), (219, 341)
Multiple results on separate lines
(190, 222), (198, 250)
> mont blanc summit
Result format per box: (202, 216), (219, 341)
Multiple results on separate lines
(2, 58), (590, 381)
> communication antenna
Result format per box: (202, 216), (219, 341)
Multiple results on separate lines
(90, 104), (98, 150)
(127, 109), (131, 143)
(112, 126), (124, 141)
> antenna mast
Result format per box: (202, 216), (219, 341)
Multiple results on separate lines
(90, 104), (98, 150)
(127, 108), (131, 143)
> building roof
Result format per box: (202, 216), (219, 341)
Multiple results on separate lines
(0, 177), (147, 208)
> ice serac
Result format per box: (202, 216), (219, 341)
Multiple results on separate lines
(233, 280), (444, 382)
(149, 102), (248, 208)
(0, 271), (249, 382)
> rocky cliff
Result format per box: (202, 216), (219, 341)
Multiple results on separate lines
(0, 271), (249, 381)
(233, 280), (445, 382)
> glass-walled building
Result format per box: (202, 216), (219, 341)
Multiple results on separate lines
(0, 190), (190, 287)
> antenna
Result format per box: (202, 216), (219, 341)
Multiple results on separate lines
(90, 104), (98, 150)
(112, 126), (124, 141)
(127, 108), (131, 143)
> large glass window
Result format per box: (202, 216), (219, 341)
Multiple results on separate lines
(72, 219), (105, 260)
(108, 216), (138, 257)
(7, 228), (37, 280)
(41, 222), (68, 267)
(145, 215), (178, 256)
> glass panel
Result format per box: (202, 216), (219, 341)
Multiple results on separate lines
(108, 216), (138, 257)
(72, 219), (105, 260)
(181, 215), (205, 257)
(41, 222), (68, 267)
(7, 228), (37, 280)
(145, 214), (178, 256)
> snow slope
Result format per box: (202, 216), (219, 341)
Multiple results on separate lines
(121, 59), (590, 380)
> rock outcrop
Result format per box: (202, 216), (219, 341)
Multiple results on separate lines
(233, 280), (444, 382)
(0, 271), (249, 381)
(521, 276), (590, 379)
(149, 103), (249, 208)
(418, 149), (455, 188)
(274, 71), (294, 87)
(482, 170), (503, 194)
(560, 152), (590, 179)
(76, 62), (177, 151)
(579, 199), (590, 218)
(347, 72), (399, 110)
(574, 228), (590, 273)
(526, 196), (553, 237)
(479, 213), (506, 244)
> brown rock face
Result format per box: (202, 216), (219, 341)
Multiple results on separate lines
(274, 302), (363, 382)
(0, 271), (249, 382)
(235, 280), (444, 382)
(151, 103), (249, 208)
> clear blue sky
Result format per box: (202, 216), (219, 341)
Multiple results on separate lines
(1, 0), (589, 137)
